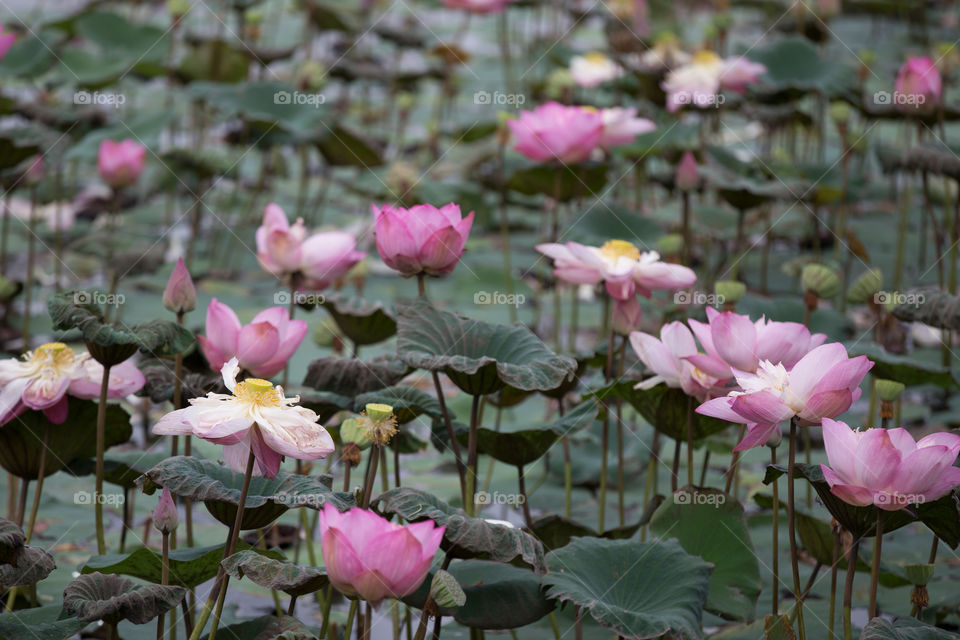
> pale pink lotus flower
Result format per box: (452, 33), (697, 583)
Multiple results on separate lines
(570, 52), (624, 88)
(373, 203), (474, 278)
(894, 56), (942, 112)
(686, 307), (826, 379)
(719, 56), (767, 93)
(97, 139), (146, 189)
(821, 418), (960, 510)
(153, 358), (333, 478)
(611, 297), (642, 335)
(697, 343), (873, 451)
(598, 107), (656, 148)
(319, 503), (444, 606)
(163, 257), (196, 315)
(442, 0), (513, 13)
(537, 240), (696, 301)
(197, 299), (307, 379)
(629, 322), (728, 401)
(255, 203), (365, 289)
(0, 25), (16, 61)
(675, 151), (699, 191)
(508, 102), (603, 164)
(0, 342), (144, 425)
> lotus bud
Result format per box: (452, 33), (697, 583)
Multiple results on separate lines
(312, 317), (341, 348)
(675, 151), (699, 191)
(340, 417), (373, 450)
(163, 258), (196, 315)
(611, 297), (642, 335)
(847, 268), (883, 304)
(657, 233), (684, 257)
(153, 488), (178, 534)
(714, 280), (746, 305)
(430, 570), (466, 609)
(801, 264), (840, 299)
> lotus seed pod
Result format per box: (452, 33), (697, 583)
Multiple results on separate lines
(430, 570), (466, 609)
(312, 317), (341, 348)
(546, 69), (575, 97)
(875, 379), (905, 402)
(904, 563), (935, 586)
(340, 417), (373, 450)
(847, 268), (883, 303)
(801, 264), (841, 299)
(657, 233), (684, 256)
(829, 101), (851, 124)
(715, 280), (746, 305)
(166, 0), (190, 18)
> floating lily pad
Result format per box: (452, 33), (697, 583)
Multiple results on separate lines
(376, 487), (545, 571)
(543, 537), (711, 640)
(63, 572), (186, 625)
(403, 560), (554, 629)
(396, 299), (576, 395)
(321, 294), (396, 347)
(222, 550), (329, 596)
(82, 542), (283, 589)
(649, 487), (761, 621)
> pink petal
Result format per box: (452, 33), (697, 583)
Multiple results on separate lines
(821, 418), (859, 481)
(788, 343), (850, 402)
(731, 392), (795, 425)
(205, 299), (242, 360)
(733, 423), (779, 452)
(799, 388), (853, 422)
(711, 312), (757, 372)
(237, 322), (281, 370)
(696, 396), (747, 423)
(854, 429), (901, 491)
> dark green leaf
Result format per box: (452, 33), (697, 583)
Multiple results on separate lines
(0, 517), (25, 564)
(848, 343), (959, 388)
(0, 605), (88, 640)
(506, 163), (609, 202)
(316, 125), (384, 168)
(222, 550), (329, 596)
(302, 356), (409, 396)
(593, 382), (729, 442)
(63, 572), (186, 624)
(860, 617), (960, 639)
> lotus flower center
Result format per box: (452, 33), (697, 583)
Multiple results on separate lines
(28, 341), (75, 372)
(692, 50), (722, 66)
(600, 240), (641, 262)
(234, 378), (281, 406)
(584, 52), (610, 65)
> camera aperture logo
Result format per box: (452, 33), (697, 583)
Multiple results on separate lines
(74, 91), (126, 108)
(474, 91), (526, 108)
(74, 491), (125, 506)
(273, 491), (327, 508)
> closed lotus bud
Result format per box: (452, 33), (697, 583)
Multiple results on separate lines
(163, 257), (196, 315)
(714, 280), (746, 305)
(430, 569), (466, 609)
(847, 268), (883, 304)
(801, 264), (840, 299)
(675, 151), (699, 191)
(875, 379), (905, 402)
(153, 488), (178, 534)
(340, 417), (373, 449)
(611, 297), (642, 335)
(657, 233), (684, 257)
(904, 563), (935, 587)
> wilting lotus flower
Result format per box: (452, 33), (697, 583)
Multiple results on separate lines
(821, 418), (960, 510)
(319, 503), (444, 605)
(508, 102), (603, 164)
(570, 52), (624, 88)
(719, 56), (767, 93)
(0, 25), (16, 61)
(0, 342), (144, 425)
(373, 203), (474, 278)
(162, 258), (196, 315)
(598, 107), (656, 148)
(894, 56), (942, 112)
(153, 358), (333, 477)
(675, 151), (699, 191)
(629, 323), (727, 401)
(686, 307), (826, 378)
(97, 139), (146, 189)
(256, 203), (365, 288)
(197, 299), (307, 379)
(697, 343), (873, 451)
(442, 0), (512, 13)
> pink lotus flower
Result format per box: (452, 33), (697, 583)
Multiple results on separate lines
(442, 0), (513, 13)
(0, 25), (16, 61)
(256, 203), (365, 288)
(894, 56), (942, 112)
(675, 151), (699, 191)
(97, 139), (146, 189)
(629, 322), (727, 401)
(536, 240), (696, 301)
(821, 418), (960, 510)
(508, 102), (603, 164)
(686, 307), (826, 378)
(163, 258), (196, 315)
(662, 52), (765, 111)
(153, 359), (333, 478)
(197, 299), (307, 379)
(0, 342), (144, 425)
(598, 107), (656, 148)
(373, 203), (474, 278)
(697, 343), (873, 451)
(719, 56), (767, 93)
(319, 503), (444, 605)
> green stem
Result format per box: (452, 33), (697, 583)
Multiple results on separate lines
(343, 599), (360, 640)
(95, 364), (113, 555)
(843, 537), (860, 640)
(788, 418), (806, 639)
(24, 423), (50, 543)
(685, 396), (694, 488)
(465, 395), (481, 517)
(868, 511), (883, 619)
(771, 445), (779, 616)
(158, 531), (170, 640)
(361, 445), (381, 509)
(829, 528), (840, 639)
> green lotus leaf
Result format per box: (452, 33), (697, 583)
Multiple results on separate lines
(0, 605), (88, 640)
(320, 294), (396, 347)
(222, 550), (329, 596)
(63, 572), (186, 625)
(0, 545), (56, 589)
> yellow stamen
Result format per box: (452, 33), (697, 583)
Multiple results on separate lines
(600, 240), (641, 262)
(234, 378), (281, 406)
(245, 378), (274, 393)
(584, 52), (610, 64)
(38, 342), (68, 352)
(692, 50), (722, 66)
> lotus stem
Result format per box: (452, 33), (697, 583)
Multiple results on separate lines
(616, 340), (626, 527)
(24, 422), (50, 543)
(516, 465), (532, 528)
(465, 394), (481, 517)
(771, 445), (779, 616)
(686, 396), (695, 488)
(431, 371), (466, 501)
(342, 598), (359, 640)
(868, 511), (883, 619)
(417, 274), (426, 298)
(787, 418), (806, 639)
(361, 444), (380, 509)
(412, 600), (430, 640)
(157, 530), (170, 640)
(843, 537), (860, 640)
(725, 425), (746, 495)
(829, 526), (840, 639)
(671, 438), (680, 493)
(95, 363), (113, 555)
